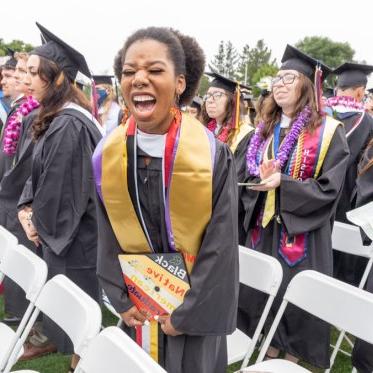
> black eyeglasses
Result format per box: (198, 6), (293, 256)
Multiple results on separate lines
(203, 92), (227, 102)
(271, 73), (299, 87)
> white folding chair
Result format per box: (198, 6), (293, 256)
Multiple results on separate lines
(227, 246), (283, 368)
(328, 221), (373, 372)
(0, 226), (18, 282)
(0, 244), (47, 373)
(102, 291), (123, 328)
(240, 270), (373, 373)
(4, 275), (102, 373)
(75, 326), (166, 373)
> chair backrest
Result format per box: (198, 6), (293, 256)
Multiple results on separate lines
(332, 222), (373, 258)
(239, 245), (283, 296)
(285, 270), (373, 345)
(34, 275), (102, 355)
(346, 201), (373, 240)
(0, 226), (18, 262)
(0, 244), (47, 302)
(76, 326), (167, 373)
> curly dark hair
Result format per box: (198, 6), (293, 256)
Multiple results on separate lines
(113, 27), (205, 106)
(32, 56), (92, 140)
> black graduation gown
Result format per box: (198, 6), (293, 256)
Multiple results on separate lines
(334, 111), (373, 285)
(238, 125), (349, 368)
(18, 108), (102, 353)
(0, 97), (27, 181)
(97, 141), (239, 373)
(351, 145), (373, 373)
(0, 110), (39, 318)
(235, 131), (254, 245)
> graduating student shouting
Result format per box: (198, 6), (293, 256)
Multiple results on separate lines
(94, 27), (239, 373)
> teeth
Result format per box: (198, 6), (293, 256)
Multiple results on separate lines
(133, 95), (155, 102)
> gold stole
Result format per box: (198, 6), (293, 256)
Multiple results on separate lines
(101, 114), (213, 273)
(230, 122), (254, 153)
(262, 116), (341, 227)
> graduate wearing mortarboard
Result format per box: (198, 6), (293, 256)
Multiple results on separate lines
(238, 45), (349, 369)
(16, 22), (103, 369)
(92, 74), (121, 134)
(324, 63), (373, 287)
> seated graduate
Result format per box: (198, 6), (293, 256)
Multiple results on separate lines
(238, 45), (350, 369)
(351, 139), (373, 373)
(17, 22), (103, 372)
(324, 62), (373, 286)
(93, 26), (239, 373)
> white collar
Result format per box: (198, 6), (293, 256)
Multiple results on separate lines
(63, 102), (105, 136)
(11, 94), (24, 107)
(137, 129), (166, 158)
(280, 113), (291, 128)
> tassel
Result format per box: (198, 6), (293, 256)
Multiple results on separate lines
(233, 83), (241, 129)
(91, 79), (99, 120)
(314, 63), (323, 114)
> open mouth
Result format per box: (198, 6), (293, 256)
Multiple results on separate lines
(132, 94), (156, 113)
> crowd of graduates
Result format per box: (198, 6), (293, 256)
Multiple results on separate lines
(0, 22), (373, 373)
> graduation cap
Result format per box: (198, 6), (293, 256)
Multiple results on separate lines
(334, 62), (373, 88)
(205, 71), (250, 93)
(281, 44), (331, 82)
(32, 22), (91, 81)
(190, 96), (203, 109)
(367, 88), (373, 94)
(93, 75), (114, 86)
(2, 48), (17, 69)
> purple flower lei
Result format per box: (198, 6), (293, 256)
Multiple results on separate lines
(3, 96), (39, 156)
(325, 96), (364, 111)
(246, 105), (312, 177)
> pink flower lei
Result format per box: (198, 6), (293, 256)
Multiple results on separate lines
(207, 119), (232, 143)
(3, 96), (39, 156)
(325, 96), (364, 111)
(246, 106), (312, 177)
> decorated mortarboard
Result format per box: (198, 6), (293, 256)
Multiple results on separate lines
(190, 96), (203, 109)
(2, 48), (17, 69)
(93, 75), (114, 86)
(334, 62), (373, 88)
(32, 22), (91, 81)
(205, 71), (250, 93)
(281, 44), (331, 82)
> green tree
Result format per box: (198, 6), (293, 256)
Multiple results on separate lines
(251, 64), (279, 96)
(0, 39), (35, 56)
(236, 39), (277, 85)
(295, 36), (355, 69)
(197, 75), (210, 97)
(209, 40), (239, 78)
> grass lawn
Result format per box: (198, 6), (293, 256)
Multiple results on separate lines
(0, 295), (353, 372)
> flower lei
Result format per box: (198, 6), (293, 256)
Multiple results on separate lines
(246, 106), (312, 177)
(207, 119), (232, 143)
(3, 96), (39, 155)
(325, 96), (364, 111)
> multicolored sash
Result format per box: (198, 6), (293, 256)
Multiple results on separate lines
(251, 115), (341, 266)
(92, 112), (215, 362)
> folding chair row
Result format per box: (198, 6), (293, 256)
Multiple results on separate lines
(239, 270), (373, 373)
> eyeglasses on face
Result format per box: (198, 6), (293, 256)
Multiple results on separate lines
(271, 73), (299, 87)
(203, 91), (227, 102)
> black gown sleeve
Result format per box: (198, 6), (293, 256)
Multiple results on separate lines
(280, 125), (350, 236)
(96, 198), (135, 314)
(356, 145), (373, 245)
(170, 142), (239, 335)
(18, 176), (33, 208)
(31, 116), (94, 256)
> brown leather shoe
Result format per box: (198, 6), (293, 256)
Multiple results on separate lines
(19, 342), (57, 360)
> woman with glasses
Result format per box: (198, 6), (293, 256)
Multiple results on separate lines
(238, 45), (349, 369)
(201, 72), (253, 155)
